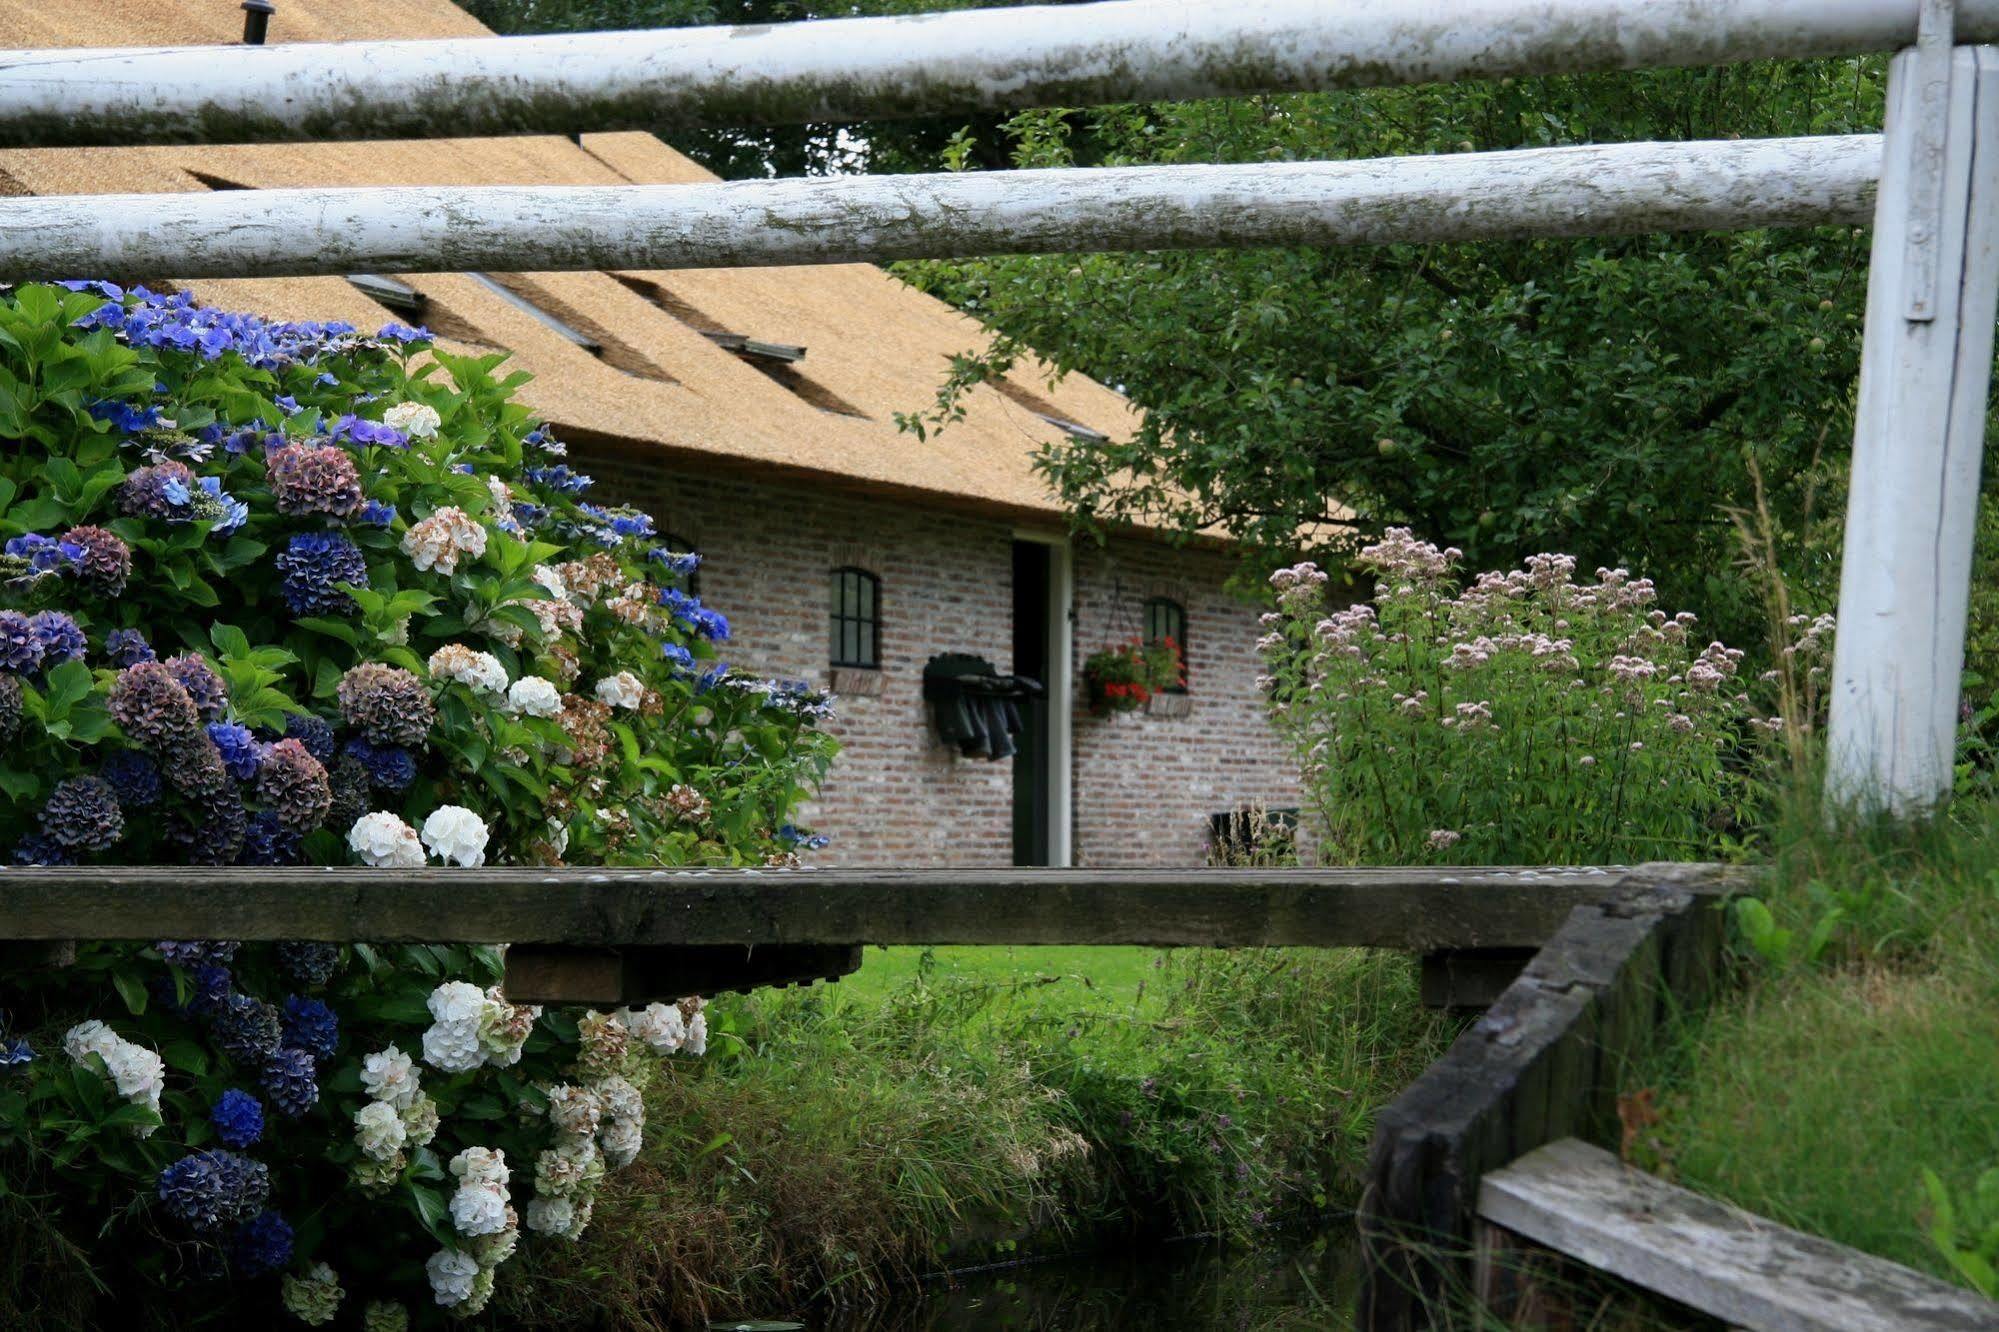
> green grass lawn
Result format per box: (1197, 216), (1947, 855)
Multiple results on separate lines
(833, 945), (1167, 1013)
(1637, 793), (1999, 1290)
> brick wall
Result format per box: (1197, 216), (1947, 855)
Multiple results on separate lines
(575, 441), (1305, 867)
(1069, 538), (1309, 867)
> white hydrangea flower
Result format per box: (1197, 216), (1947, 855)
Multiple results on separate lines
(281, 1262), (345, 1327)
(449, 1183), (511, 1238)
(505, 675), (562, 718)
(449, 1145), (510, 1194)
(425, 1248), (479, 1307)
(533, 1136), (600, 1198)
(354, 1100), (408, 1162)
(349, 812), (424, 869)
(401, 506), (488, 575)
(598, 1116), (643, 1169)
(543, 1083), (603, 1138)
(420, 805), (490, 868)
(531, 564), (567, 601)
(426, 644), (509, 696)
(421, 1019), (484, 1075)
(523, 1195), (576, 1239)
(62, 1020), (119, 1066)
(383, 400), (442, 440)
(467, 1220), (520, 1271)
(684, 1009), (708, 1057)
(592, 671), (645, 710)
(595, 1075), (643, 1124)
(361, 1045), (419, 1109)
(427, 981), (486, 1025)
(620, 1003), (685, 1054)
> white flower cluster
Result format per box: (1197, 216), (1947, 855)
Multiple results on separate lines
(281, 1262), (346, 1326)
(426, 1146), (518, 1315)
(592, 671), (645, 710)
(617, 999), (706, 1058)
(62, 1020), (164, 1135)
(350, 1045), (440, 1194)
(427, 643), (509, 697)
(402, 506), (488, 575)
(383, 400), (441, 440)
(505, 675), (563, 719)
(420, 982), (540, 1075)
(348, 806), (491, 869)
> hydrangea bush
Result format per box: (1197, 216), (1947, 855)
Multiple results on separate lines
(0, 282), (835, 1325)
(1258, 527), (1803, 865)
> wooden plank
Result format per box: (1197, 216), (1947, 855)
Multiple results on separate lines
(0, 864), (1674, 948)
(0, 136), (1881, 282)
(1479, 1138), (1999, 1332)
(0, 1), (1993, 148)
(1419, 947), (1536, 1010)
(1829, 45), (1999, 812)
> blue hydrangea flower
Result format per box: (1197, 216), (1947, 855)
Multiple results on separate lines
(10, 833), (72, 866)
(0, 1038), (30, 1069)
(183, 964), (235, 1018)
(275, 532), (368, 617)
(356, 499), (397, 528)
(275, 942), (341, 988)
(0, 611), (43, 674)
(229, 1210), (294, 1277)
(237, 811), (303, 867)
(76, 288), (361, 371)
(104, 628), (156, 667)
(206, 722), (262, 781)
(378, 322), (432, 343)
(260, 1047), (318, 1118)
(209, 1089), (264, 1149)
(661, 642), (694, 671)
(659, 587), (730, 642)
(156, 1150), (270, 1232)
(328, 414), (408, 450)
(4, 533), (84, 575)
(87, 399), (161, 434)
(211, 993), (282, 1065)
(342, 737), (415, 792)
(511, 501), (549, 529)
(197, 476), (249, 536)
(281, 996), (338, 1062)
(29, 611), (87, 667)
(98, 751), (161, 809)
(649, 547), (702, 578)
(523, 464), (592, 495)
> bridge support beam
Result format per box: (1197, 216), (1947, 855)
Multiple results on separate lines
(1829, 42), (1999, 813)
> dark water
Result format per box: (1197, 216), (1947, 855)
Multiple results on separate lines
(778, 1231), (1360, 1332)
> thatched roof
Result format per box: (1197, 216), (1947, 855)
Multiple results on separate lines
(0, 0), (1146, 525)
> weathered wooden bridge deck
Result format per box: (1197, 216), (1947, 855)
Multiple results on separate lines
(0, 863), (1660, 948)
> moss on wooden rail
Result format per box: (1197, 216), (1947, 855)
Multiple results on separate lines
(0, 864), (1686, 950)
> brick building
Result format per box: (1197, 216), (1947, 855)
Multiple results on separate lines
(0, 0), (1309, 868)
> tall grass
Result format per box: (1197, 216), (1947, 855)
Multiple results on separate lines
(500, 946), (1452, 1329)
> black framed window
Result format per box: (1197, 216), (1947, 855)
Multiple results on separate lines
(1145, 597), (1188, 691)
(830, 567), (881, 668)
(661, 532), (701, 596)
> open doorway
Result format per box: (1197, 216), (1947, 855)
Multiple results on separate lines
(1012, 541), (1053, 866)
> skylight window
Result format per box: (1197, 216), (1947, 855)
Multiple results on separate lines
(467, 272), (602, 355)
(347, 274), (423, 317)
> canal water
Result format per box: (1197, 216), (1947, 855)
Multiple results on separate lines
(778, 1231), (1361, 1331)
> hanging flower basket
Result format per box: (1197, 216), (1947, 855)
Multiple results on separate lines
(1084, 636), (1184, 714)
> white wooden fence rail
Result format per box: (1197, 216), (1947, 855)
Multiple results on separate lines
(0, 136), (1881, 282)
(1, 0), (1996, 147)
(0, 0), (1990, 812)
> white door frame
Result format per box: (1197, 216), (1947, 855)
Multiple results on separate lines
(1015, 528), (1074, 867)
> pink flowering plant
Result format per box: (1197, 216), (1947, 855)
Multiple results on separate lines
(1259, 528), (1766, 865)
(0, 282), (835, 1326)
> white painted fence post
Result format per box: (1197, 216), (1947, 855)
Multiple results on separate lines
(1827, 42), (1999, 812)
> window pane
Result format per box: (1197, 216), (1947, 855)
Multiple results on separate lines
(859, 574), (874, 618)
(846, 620), (862, 665)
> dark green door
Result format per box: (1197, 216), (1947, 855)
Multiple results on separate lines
(1012, 541), (1052, 866)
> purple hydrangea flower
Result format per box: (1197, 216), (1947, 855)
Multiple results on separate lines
(266, 443), (365, 519)
(254, 739), (332, 834)
(155, 940), (239, 969)
(260, 1047), (318, 1118)
(61, 526), (131, 596)
(29, 611), (87, 667)
(211, 993), (282, 1066)
(0, 611), (43, 674)
(278, 713), (336, 764)
(156, 1150), (270, 1232)
(165, 654), (227, 721)
(209, 1089), (264, 1149)
(38, 776), (123, 852)
(275, 942), (341, 988)
(109, 661), (202, 751)
(275, 532), (368, 617)
(105, 628), (156, 667)
(11, 834), (73, 866)
(236, 811), (303, 867)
